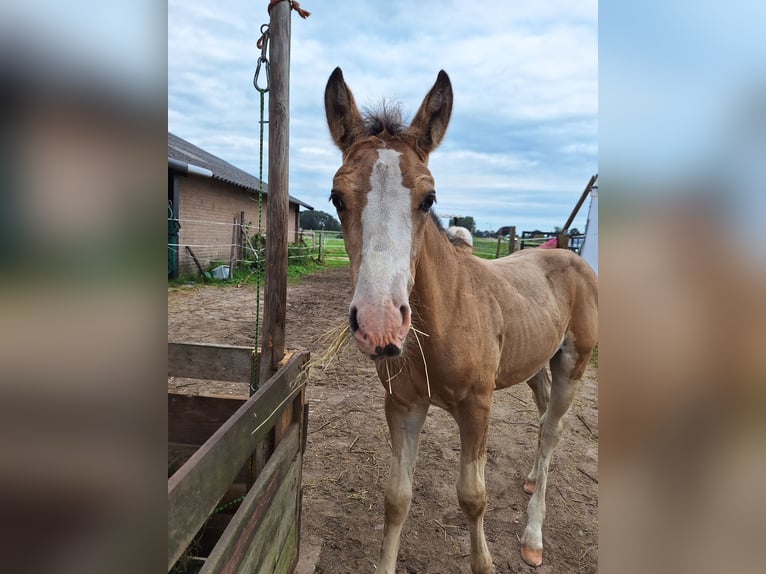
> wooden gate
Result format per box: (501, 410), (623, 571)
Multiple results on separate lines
(168, 342), (309, 573)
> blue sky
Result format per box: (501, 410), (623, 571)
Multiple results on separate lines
(168, 0), (597, 233)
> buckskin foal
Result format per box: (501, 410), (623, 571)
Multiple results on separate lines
(324, 67), (598, 573)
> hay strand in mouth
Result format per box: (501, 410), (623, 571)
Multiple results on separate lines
(303, 318), (431, 400)
(303, 319), (353, 374)
(383, 360), (405, 395)
(411, 327), (431, 398)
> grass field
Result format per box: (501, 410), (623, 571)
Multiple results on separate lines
(472, 236), (515, 259)
(318, 236), (349, 267)
(317, 234), (512, 263)
(168, 232), (521, 288)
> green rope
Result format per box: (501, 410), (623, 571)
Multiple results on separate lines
(212, 494), (246, 515)
(252, 88), (266, 396)
(252, 24), (269, 396)
(245, 24), (270, 495)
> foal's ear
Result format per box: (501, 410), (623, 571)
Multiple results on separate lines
(408, 70), (453, 154)
(325, 67), (364, 153)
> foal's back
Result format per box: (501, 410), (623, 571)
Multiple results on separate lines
(478, 248), (598, 387)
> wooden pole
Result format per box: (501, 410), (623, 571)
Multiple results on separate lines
(228, 216), (237, 279)
(562, 174), (597, 233)
(185, 246), (208, 282)
(259, 1), (291, 384)
(239, 210), (245, 263)
(508, 225), (516, 254)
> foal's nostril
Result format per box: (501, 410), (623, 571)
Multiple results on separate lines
(400, 305), (409, 322)
(349, 306), (359, 333)
(382, 343), (402, 357)
(374, 344), (401, 358)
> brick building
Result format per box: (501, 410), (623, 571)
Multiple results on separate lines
(168, 133), (313, 277)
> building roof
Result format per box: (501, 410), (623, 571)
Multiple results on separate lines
(168, 132), (313, 210)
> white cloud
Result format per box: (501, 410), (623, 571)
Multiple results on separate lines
(168, 0), (597, 233)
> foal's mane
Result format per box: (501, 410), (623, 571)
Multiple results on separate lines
(430, 211), (463, 247)
(362, 101), (407, 137)
(430, 211), (445, 233)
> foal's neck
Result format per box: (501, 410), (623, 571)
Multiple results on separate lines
(410, 221), (467, 333)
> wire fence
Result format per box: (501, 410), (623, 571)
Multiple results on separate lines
(472, 234), (586, 260)
(167, 215), (585, 279)
(167, 215), (349, 278)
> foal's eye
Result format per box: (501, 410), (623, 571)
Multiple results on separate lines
(419, 193), (436, 213)
(329, 192), (344, 212)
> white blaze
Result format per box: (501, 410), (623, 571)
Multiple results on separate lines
(355, 148), (412, 302)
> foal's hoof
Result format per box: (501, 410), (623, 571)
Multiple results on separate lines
(523, 480), (536, 494)
(521, 544), (543, 567)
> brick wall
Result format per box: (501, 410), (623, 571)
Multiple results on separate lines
(175, 173), (300, 275)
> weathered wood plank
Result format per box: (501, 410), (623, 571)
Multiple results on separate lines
(253, 427), (274, 482)
(168, 342), (255, 382)
(199, 426), (300, 574)
(274, 521), (298, 573)
(168, 393), (246, 444)
(168, 443), (199, 477)
(169, 442), (255, 490)
(238, 454), (300, 573)
(168, 351), (308, 570)
(274, 401), (293, 444)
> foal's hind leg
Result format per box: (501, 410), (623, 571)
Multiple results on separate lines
(524, 368), (551, 494)
(520, 338), (588, 567)
(378, 395), (429, 574)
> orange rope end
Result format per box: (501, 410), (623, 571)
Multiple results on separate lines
(268, 0), (311, 19)
(291, 1), (311, 19)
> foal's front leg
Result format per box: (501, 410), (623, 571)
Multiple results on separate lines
(454, 397), (493, 574)
(378, 395), (428, 574)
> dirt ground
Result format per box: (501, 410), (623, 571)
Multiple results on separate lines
(168, 267), (598, 573)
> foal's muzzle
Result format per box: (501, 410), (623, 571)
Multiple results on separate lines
(348, 303), (410, 360)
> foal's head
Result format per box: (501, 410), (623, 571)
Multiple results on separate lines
(324, 67), (453, 360)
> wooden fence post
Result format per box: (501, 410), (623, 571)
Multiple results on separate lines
(508, 225), (516, 254)
(239, 210), (245, 263)
(259, 0), (291, 385)
(228, 216), (237, 279)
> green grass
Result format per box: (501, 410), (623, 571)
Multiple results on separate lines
(317, 237), (350, 268)
(169, 246), (348, 288)
(590, 344), (598, 367)
(471, 236), (519, 260)
(471, 236), (501, 260)
(286, 258), (325, 284)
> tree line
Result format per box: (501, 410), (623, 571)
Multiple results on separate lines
(300, 210), (580, 237)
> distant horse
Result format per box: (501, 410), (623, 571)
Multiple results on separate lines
(324, 68), (598, 572)
(446, 225), (474, 248)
